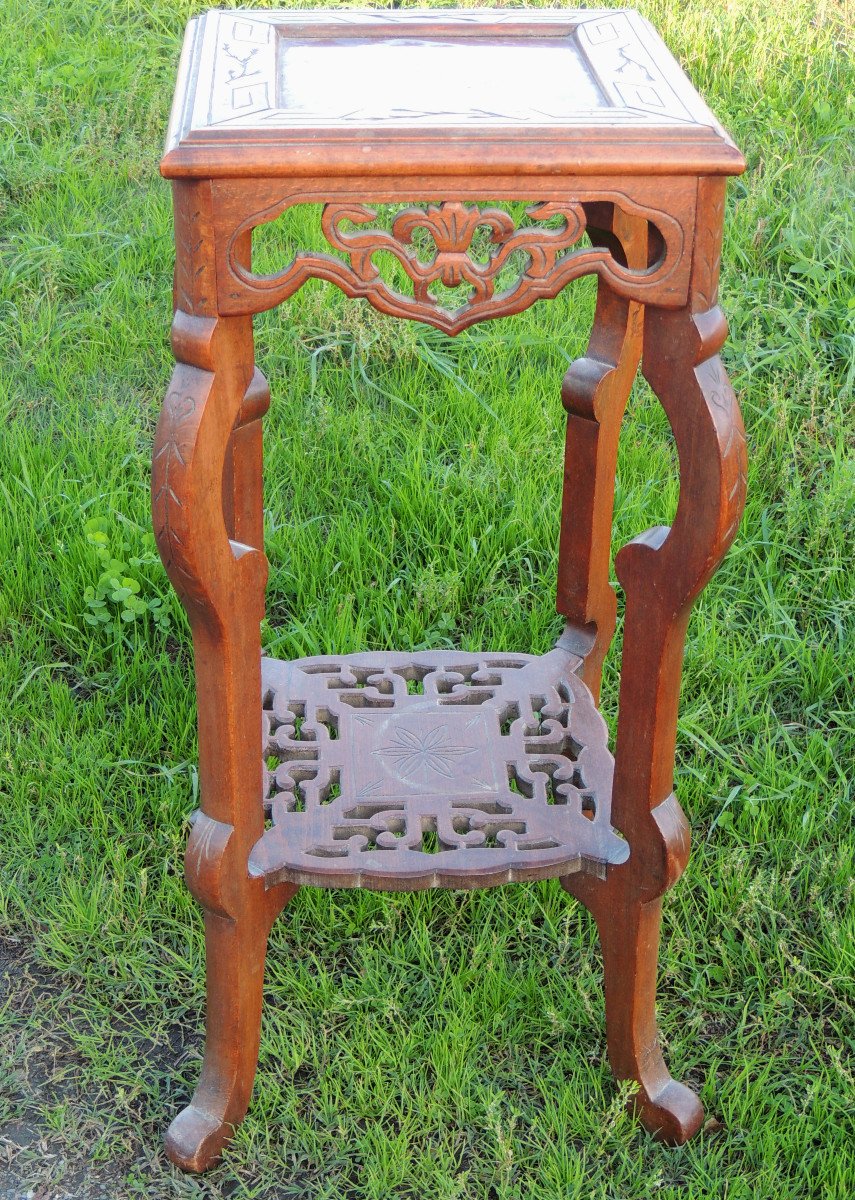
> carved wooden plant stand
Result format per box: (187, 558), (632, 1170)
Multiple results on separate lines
(154, 9), (747, 1173)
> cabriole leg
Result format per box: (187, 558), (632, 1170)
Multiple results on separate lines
(563, 179), (747, 1142)
(165, 903), (293, 1170)
(153, 183), (294, 1171)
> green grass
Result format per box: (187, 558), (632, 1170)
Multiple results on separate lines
(0, 0), (853, 1196)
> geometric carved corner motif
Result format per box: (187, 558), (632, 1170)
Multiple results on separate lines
(226, 194), (689, 332)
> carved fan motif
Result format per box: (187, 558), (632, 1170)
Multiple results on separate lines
(318, 201), (586, 331)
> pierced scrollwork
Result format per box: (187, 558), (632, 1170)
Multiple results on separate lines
(250, 648), (628, 890)
(318, 200), (585, 332)
(224, 192), (690, 331)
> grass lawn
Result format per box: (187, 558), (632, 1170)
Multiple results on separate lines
(1, 0), (853, 1196)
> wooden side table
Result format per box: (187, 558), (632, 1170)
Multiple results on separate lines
(154, 8), (747, 1173)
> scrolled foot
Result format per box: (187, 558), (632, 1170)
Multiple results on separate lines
(163, 908), (278, 1173)
(565, 882), (706, 1146)
(165, 1102), (233, 1172)
(634, 1078), (704, 1145)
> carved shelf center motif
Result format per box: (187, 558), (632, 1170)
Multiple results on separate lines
(250, 648), (627, 890)
(375, 718), (481, 786)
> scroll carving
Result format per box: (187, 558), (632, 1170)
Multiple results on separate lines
(606, 214), (746, 866)
(185, 811), (236, 918)
(153, 332), (269, 637)
(563, 180), (746, 913)
(556, 212), (647, 701)
(251, 648), (627, 890)
(222, 192), (692, 329)
(315, 201), (586, 333)
(154, 182), (271, 852)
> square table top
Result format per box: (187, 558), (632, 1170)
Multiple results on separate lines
(162, 8), (744, 179)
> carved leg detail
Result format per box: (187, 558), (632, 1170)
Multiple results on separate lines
(556, 209), (646, 701)
(222, 231), (269, 549)
(564, 794), (698, 1142)
(166, 910), (271, 1171)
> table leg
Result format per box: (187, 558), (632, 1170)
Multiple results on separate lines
(556, 208), (645, 702)
(563, 179), (746, 1142)
(154, 182), (294, 1171)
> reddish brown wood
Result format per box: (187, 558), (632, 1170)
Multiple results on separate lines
(162, 9), (744, 179)
(154, 181), (297, 1172)
(215, 183), (694, 327)
(153, 9), (746, 1172)
(561, 176), (747, 1141)
(556, 206), (646, 700)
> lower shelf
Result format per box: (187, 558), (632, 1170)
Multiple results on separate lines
(249, 646), (628, 891)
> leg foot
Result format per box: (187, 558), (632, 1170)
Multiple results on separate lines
(165, 906), (275, 1173)
(633, 1078), (703, 1145)
(599, 888), (702, 1143)
(565, 876), (702, 1144)
(166, 1103), (234, 1173)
